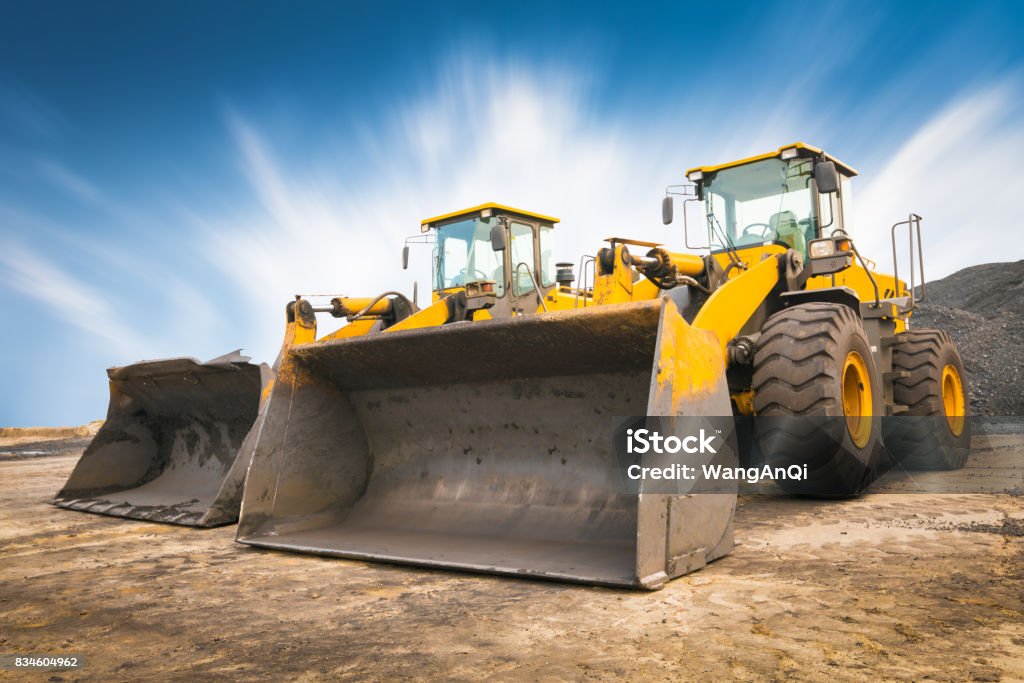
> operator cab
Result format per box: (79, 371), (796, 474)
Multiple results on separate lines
(685, 142), (856, 259)
(415, 203), (560, 315)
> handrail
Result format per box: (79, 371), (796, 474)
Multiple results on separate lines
(890, 213), (925, 309)
(574, 254), (596, 308)
(832, 228), (880, 308)
(512, 261), (549, 313)
(851, 246), (881, 308)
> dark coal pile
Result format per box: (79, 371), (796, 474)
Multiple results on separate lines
(0, 437), (93, 460)
(910, 260), (1024, 416)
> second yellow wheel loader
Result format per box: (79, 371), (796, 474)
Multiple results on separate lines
(235, 143), (971, 588)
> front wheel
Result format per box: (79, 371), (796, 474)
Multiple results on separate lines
(752, 302), (885, 496)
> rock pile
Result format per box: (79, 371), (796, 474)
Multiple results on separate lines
(909, 260), (1024, 416)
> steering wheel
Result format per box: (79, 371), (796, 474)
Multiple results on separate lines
(460, 268), (490, 282)
(741, 222), (774, 238)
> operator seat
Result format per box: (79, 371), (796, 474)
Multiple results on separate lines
(770, 210), (806, 256)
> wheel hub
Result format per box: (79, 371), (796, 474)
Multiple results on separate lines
(941, 364), (966, 436)
(842, 351), (872, 448)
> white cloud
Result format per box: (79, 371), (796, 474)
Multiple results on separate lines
(0, 243), (147, 356)
(200, 60), (809, 360)
(855, 79), (1024, 279)
(5, 55), (1022, 428)
(33, 157), (146, 228)
(197, 61), (1024, 361)
(0, 200), (222, 363)
(8, 58), (1019, 377)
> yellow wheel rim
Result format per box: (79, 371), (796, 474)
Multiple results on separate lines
(941, 364), (966, 436)
(842, 351), (872, 448)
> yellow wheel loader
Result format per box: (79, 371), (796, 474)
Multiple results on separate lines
(53, 352), (270, 526)
(231, 142), (969, 587)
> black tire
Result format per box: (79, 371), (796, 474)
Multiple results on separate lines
(752, 303), (884, 496)
(884, 329), (971, 470)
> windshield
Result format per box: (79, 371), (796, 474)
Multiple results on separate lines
(705, 157), (818, 256)
(434, 218), (505, 294)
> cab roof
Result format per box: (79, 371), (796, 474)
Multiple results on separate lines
(420, 202), (560, 230)
(685, 142), (858, 178)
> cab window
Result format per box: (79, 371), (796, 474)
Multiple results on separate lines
(510, 222), (536, 294)
(539, 224), (556, 287)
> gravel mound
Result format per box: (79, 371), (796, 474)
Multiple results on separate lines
(0, 437), (94, 460)
(910, 260), (1024, 416)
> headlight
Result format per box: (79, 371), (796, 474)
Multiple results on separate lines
(687, 170), (703, 182)
(780, 147), (799, 160)
(808, 239), (836, 259)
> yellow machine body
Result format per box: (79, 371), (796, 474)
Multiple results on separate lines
(237, 144), (932, 586)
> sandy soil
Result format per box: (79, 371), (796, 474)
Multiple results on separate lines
(0, 422), (102, 447)
(1, 436), (1022, 682)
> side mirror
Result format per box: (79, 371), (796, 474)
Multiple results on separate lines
(814, 161), (839, 194)
(402, 245), (410, 270)
(490, 224), (507, 251)
(662, 196), (674, 225)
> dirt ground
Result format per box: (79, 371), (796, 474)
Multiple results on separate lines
(1, 435), (1022, 682)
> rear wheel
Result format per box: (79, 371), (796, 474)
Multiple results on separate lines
(752, 303), (884, 496)
(884, 329), (971, 470)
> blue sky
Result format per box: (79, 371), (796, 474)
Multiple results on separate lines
(2, 1), (1023, 426)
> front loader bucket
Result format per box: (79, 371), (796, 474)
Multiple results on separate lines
(53, 351), (268, 527)
(237, 300), (736, 588)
